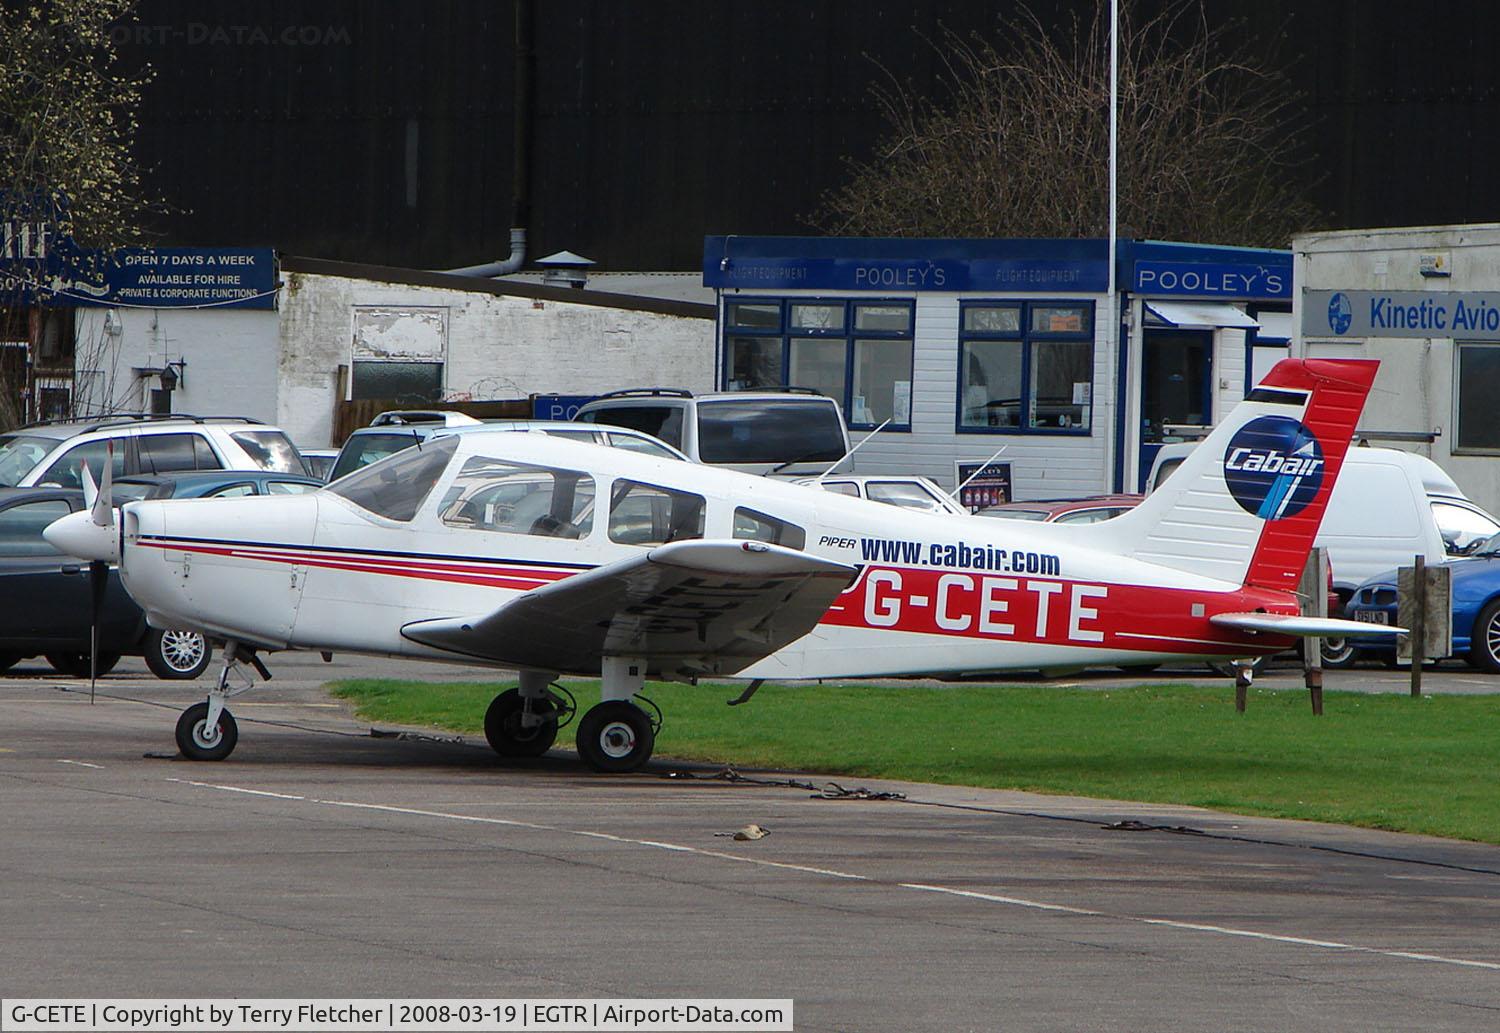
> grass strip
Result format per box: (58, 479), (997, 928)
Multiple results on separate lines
(328, 678), (1500, 844)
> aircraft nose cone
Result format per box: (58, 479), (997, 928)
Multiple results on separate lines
(44, 509), (120, 563)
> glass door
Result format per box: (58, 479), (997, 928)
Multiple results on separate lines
(1139, 329), (1213, 490)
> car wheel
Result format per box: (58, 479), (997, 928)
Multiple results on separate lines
(1320, 636), (1358, 669)
(143, 628), (212, 680)
(1467, 599), (1500, 674)
(44, 652), (122, 678)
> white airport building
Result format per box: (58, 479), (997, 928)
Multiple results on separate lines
(1294, 223), (1500, 513)
(704, 236), (1292, 497)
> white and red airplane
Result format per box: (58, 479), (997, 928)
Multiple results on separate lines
(45, 358), (1395, 772)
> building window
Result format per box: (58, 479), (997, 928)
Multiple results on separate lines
(350, 306), (448, 402)
(722, 298), (914, 430)
(958, 300), (1094, 434)
(1456, 342), (1500, 453)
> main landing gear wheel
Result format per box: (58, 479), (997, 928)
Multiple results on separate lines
(144, 628), (212, 680)
(175, 701), (239, 761)
(484, 688), (560, 758)
(576, 700), (655, 773)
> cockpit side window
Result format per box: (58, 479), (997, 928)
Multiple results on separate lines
(733, 507), (806, 550)
(608, 479), (705, 546)
(327, 436), (457, 521)
(438, 456), (595, 539)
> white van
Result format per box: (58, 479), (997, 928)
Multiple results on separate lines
(574, 389), (851, 475)
(1148, 443), (1500, 596)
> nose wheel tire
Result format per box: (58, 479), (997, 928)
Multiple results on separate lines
(175, 701), (239, 761)
(144, 628), (213, 680)
(576, 701), (655, 773)
(483, 688), (560, 758)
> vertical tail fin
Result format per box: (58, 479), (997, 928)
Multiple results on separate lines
(1102, 358), (1379, 589)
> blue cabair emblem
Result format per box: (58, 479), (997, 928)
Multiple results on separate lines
(1327, 292), (1353, 334)
(1223, 416), (1326, 520)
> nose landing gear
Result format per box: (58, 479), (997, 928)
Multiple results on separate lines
(174, 641), (267, 761)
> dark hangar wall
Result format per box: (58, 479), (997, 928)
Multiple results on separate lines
(121, 1), (1500, 270)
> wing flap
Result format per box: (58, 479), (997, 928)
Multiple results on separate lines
(1210, 612), (1405, 637)
(401, 540), (856, 676)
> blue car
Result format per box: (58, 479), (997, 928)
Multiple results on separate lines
(1347, 534), (1500, 671)
(111, 469), (324, 500)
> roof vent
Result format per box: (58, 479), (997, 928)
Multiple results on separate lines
(536, 250), (595, 289)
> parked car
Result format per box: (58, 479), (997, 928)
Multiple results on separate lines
(795, 475), (968, 515)
(328, 415), (689, 481)
(1346, 531), (1500, 672)
(0, 414), (310, 490)
(112, 470), (324, 500)
(975, 494), (1145, 524)
(0, 487), (213, 680)
(574, 388), (851, 475)
(299, 448), (340, 481)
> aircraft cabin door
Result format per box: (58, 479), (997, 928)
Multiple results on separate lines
(1138, 329), (1213, 491)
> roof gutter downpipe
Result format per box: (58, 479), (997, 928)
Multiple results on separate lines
(442, 0), (534, 278)
(444, 227), (526, 277)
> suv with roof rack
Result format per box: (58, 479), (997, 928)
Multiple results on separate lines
(0, 414), (309, 489)
(327, 415), (690, 482)
(573, 388), (851, 475)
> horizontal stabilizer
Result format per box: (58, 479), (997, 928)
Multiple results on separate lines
(1209, 612), (1404, 638)
(401, 539), (856, 677)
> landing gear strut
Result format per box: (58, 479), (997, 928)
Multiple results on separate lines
(575, 657), (658, 773)
(175, 640), (265, 761)
(482, 670), (574, 758)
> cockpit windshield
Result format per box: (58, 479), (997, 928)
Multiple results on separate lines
(326, 436), (457, 521)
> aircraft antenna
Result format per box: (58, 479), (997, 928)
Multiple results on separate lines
(814, 417), (891, 483)
(952, 444), (1010, 497)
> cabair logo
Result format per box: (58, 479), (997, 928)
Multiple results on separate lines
(1327, 292), (1353, 334)
(1224, 416), (1326, 520)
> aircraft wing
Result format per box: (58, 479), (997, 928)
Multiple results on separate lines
(400, 539), (857, 677)
(1210, 612), (1406, 637)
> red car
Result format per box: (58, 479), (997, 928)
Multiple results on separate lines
(975, 494), (1145, 525)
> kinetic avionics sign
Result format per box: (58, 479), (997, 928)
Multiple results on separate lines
(1304, 290), (1500, 341)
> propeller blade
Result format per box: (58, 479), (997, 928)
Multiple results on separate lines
(91, 443), (115, 529)
(80, 462), (99, 511)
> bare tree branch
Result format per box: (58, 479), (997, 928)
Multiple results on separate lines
(811, 2), (1320, 248)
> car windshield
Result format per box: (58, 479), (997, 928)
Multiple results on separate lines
(329, 431), (425, 481)
(1470, 532), (1500, 558)
(696, 399), (845, 464)
(231, 430), (307, 474)
(865, 481), (950, 512)
(327, 436), (457, 521)
(0, 434), (55, 487)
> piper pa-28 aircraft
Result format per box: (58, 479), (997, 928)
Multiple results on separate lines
(46, 358), (1396, 772)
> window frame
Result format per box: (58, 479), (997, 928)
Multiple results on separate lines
(1453, 341), (1500, 455)
(722, 297), (915, 432)
(955, 299), (1096, 436)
